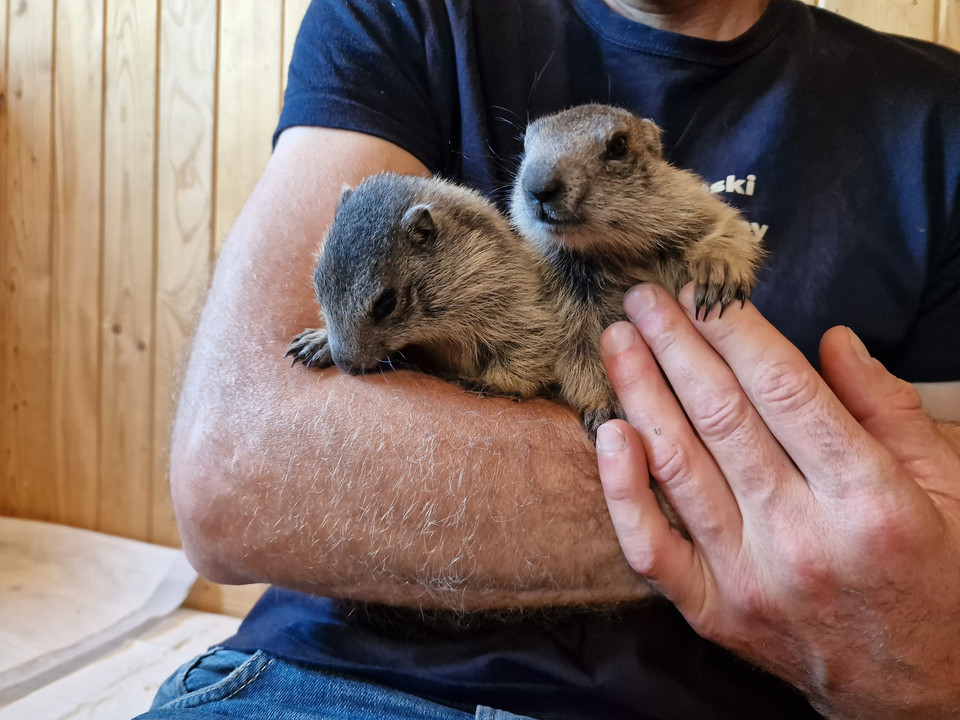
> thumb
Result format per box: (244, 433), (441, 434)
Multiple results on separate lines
(820, 326), (952, 493)
(819, 326), (926, 430)
(596, 420), (706, 613)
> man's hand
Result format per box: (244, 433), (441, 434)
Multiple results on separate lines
(595, 283), (960, 720)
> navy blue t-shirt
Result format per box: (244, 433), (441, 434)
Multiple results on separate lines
(225, 1), (960, 718)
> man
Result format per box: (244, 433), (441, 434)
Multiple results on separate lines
(143, 0), (960, 718)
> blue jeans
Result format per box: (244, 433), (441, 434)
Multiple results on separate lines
(134, 647), (534, 720)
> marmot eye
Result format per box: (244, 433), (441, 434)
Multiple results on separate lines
(370, 288), (398, 323)
(604, 133), (629, 161)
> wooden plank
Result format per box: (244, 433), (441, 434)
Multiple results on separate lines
(52, 0), (104, 530)
(100, 0), (158, 541)
(1, 0), (55, 520)
(184, 579), (269, 618)
(940, 0), (960, 50)
(282, 0), (311, 103)
(0, 0), (8, 501)
(152, 0), (217, 546)
(0, 609), (242, 720)
(214, 0), (283, 252)
(820, 0), (938, 40)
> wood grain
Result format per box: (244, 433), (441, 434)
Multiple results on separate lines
(214, 0), (282, 252)
(52, 0), (104, 530)
(99, 0), (158, 540)
(820, 0), (938, 39)
(152, 0), (217, 546)
(0, 0), (8, 492)
(185, 579), (270, 618)
(941, 0), (960, 50)
(2, 0), (55, 521)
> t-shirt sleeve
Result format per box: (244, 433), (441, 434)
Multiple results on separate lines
(276, 0), (452, 173)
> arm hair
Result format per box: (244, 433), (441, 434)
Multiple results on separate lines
(170, 127), (650, 611)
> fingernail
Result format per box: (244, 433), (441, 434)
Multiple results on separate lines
(623, 285), (657, 323)
(601, 322), (637, 356)
(847, 327), (871, 362)
(596, 423), (626, 453)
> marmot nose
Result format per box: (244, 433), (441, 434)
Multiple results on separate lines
(329, 339), (367, 375)
(332, 355), (363, 375)
(526, 179), (563, 206)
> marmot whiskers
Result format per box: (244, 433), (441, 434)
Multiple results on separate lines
(289, 106), (764, 435)
(509, 103), (765, 428)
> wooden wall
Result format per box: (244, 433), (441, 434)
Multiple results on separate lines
(1, 0), (958, 612)
(1, 0), (309, 548)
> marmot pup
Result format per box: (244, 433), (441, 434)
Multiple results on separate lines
(287, 172), (562, 400)
(510, 103), (765, 428)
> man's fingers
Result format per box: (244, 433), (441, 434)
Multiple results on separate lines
(820, 326), (959, 497)
(820, 326), (925, 431)
(668, 284), (884, 499)
(596, 420), (708, 613)
(621, 284), (804, 517)
(600, 321), (744, 549)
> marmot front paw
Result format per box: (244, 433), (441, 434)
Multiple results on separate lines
(581, 403), (621, 438)
(690, 257), (752, 321)
(286, 328), (333, 368)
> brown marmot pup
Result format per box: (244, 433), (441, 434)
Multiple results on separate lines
(287, 172), (563, 400)
(510, 103), (765, 428)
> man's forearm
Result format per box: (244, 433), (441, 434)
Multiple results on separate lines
(174, 353), (647, 609)
(170, 127), (651, 611)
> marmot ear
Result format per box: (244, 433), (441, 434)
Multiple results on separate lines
(401, 204), (437, 244)
(336, 184), (354, 210)
(639, 119), (663, 157)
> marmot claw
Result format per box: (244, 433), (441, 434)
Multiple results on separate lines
(286, 328), (333, 368)
(582, 405), (618, 438)
(694, 280), (749, 321)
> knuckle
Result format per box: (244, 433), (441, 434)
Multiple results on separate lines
(602, 350), (653, 400)
(752, 360), (823, 414)
(601, 473), (638, 505)
(848, 492), (927, 561)
(630, 298), (684, 356)
(889, 377), (924, 413)
(612, 363), (648, 399)
(646, 437), (695, 489)
(736, 582), (776, 621)
(689, 615), (726, 645)
(791, 560), (836, 602)
(646, 318), (685, 359)
(624, 545), (657, 577)
(623, 534), (668, 578)
(691, 387), (753, 441)
(779, 538), (837, 602)
(859, 522), (910, 562)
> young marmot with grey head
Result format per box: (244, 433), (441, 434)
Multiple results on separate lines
(510, 103), (765, 429)
(287, 172), (563, 400)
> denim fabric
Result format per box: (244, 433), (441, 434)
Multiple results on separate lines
(134, 647), (535, 720)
